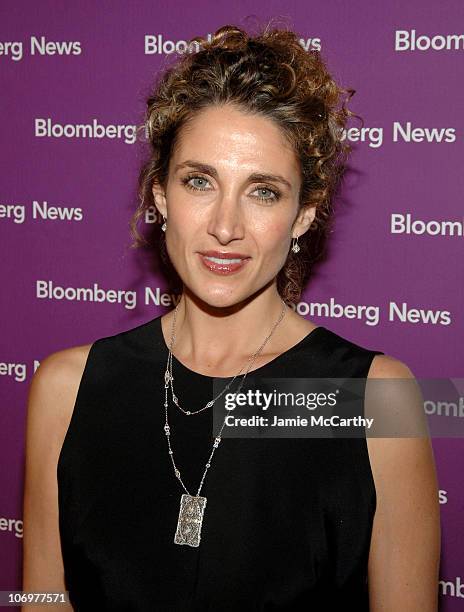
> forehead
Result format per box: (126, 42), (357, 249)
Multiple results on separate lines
(171, 104), (300, 176)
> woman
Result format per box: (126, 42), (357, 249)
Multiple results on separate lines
(22, 23), (440, 611)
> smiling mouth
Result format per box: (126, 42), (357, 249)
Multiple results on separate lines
(204, 255), (244, 264)
(198, 253), (251, 275)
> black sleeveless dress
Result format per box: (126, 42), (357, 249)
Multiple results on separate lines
(57, 315), (384, 611)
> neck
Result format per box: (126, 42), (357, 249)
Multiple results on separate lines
(166, 288), (290, 371)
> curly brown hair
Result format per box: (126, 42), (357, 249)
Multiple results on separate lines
(130, 20), (359, 305)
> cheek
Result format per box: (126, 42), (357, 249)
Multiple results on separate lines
(257, 221), (290, 248)
(167, 190), (205, 228)
(167, 201), (201, 238)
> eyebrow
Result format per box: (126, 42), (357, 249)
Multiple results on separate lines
(174, 160), (293, 190)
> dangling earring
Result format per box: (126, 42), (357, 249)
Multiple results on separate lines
(161, 216), (167, 232)
(291, 235), (300, 253)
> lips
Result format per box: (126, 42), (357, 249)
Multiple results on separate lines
(200, 250), (250, 259)
(198, 251), (251, 275)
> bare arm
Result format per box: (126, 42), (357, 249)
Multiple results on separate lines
(21, 345), (92, 611)
(366, 355), (441, 611)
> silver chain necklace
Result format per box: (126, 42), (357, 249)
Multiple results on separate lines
(164, 300), (286, 416)
(163, 299), (287, 547)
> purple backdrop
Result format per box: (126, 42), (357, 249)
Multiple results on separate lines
(1, 0), (463, 609)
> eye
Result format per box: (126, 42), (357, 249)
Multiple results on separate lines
(182, 174), (211, 191)
(251, 186), (281, 202)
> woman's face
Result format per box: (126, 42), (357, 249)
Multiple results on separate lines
(153, 103), (315, 307)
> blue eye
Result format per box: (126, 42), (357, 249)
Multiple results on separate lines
(182, 175), (210, 191)
(252, 186), (280, 202)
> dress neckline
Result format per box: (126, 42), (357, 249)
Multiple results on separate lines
(156, 316), (325, 380)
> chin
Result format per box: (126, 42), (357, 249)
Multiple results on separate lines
(200, 288), (244, 308)
(185, 280), (253, 311)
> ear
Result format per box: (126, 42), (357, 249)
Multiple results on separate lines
(151, 181), (167, 219)
(292, 204), (316, 238)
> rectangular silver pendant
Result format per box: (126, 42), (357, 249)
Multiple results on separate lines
(174, 494), (207, 547)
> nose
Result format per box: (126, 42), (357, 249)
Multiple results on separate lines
(206, 192), (245, 245)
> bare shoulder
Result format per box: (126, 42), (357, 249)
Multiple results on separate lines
(365, 352), (428, 472)
(34, 343), (93, 383)
(28, 343), (93, 443)
(367, 352), (415, 379)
